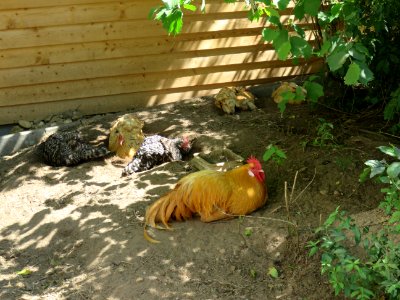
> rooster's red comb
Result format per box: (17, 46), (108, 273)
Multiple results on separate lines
(246, 156), (262, 170)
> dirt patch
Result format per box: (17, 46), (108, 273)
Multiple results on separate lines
(0, 94), (392, 299)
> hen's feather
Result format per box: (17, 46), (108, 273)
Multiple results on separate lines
(108, 114), (144, 159)
(144, 160), (267, 242)
(122, 135), (191, 175)
(39, 131), (109, 166)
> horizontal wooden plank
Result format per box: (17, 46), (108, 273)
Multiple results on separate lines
(0, 2), (149, 30)
(0, 2), (300, 30)
(0, 59), (323, 106)
(0, 0), (296, 12)
(0, 0), (134, 10)
(0, 29), (265, 69)
(0, 46), (283, 88)
(0, 15), (312, 50)
(0, 28), (316, 70)
(0, 72), (315, 125)
(0, 18), (258, 50)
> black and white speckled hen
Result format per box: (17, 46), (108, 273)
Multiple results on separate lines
(39, 131), (110, 167)
(122, 135), (191, 175)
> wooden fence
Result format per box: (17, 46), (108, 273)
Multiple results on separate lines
(0, 0), (322, 125)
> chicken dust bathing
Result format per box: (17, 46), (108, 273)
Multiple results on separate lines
(0, 95), (391, 299)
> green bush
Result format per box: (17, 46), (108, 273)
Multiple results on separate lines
(150, 0), (400, 120)
(309, 145), (400, 299)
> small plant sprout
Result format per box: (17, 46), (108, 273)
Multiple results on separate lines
(263, 144), (287, 165)
(17, 268), (33, 276)
(250, 268), (257, 278)
(313, 118), (335, 146)
(244, 227), (253, 237)
(268, 266), (279, 279)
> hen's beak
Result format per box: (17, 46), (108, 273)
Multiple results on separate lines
(118, 134), (124, 146)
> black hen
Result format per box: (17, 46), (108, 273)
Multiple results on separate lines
(122, 135), (191, 175)
(39, 131), (110, 166)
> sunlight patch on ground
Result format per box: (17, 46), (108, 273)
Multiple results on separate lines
(136, 248), (148, 257)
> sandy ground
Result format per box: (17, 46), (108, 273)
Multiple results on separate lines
(0, 94), (390, 299)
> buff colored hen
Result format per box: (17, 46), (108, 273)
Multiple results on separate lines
(272, 82), (307, 105)
(215, 86), (257, 114)
(108, 114), (145, 159)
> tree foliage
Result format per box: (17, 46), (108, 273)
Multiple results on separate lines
(150, 0), (400, 122)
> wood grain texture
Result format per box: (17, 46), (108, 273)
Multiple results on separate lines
(0, 0), (320, 124)
(0, 66), (322, 125)
(0, 2), (268, 30)
(0, 59), (323, 107)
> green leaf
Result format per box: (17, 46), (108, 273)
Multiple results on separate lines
(308, 75), (319, 82)
(354, 43), (370, 57)
(269, 16), (282, 27)
(248, 8), (263, 21)
(330, 3), (343, 20)
(317, 11), (329, 24)
(324, 207), (340, 227)
(294, 86), (306, 101)
(169, 14), (183, 34)
(378, 145), (397, 157)
(263, 145), (286, 162)
(355, 61), (374, 85)
(365, 160), (386, 177)
(275, 0), (290, 10)
(277, 99), (288, 113)
(162, 0), (180, 9)
(294, 1), (305, 20)
(148, 7), (159, 19)
(277, 41), (291, 60)
(290, 36), (312, 59)
(183, 3), (197, 11)
(292, 23), (305, 38)
(303, 81), (324, 102)
(262, 28), (279, 42)
(265, 7), (280, 18)
(317, 40), (331, 57)
(268, 266), (279, 278)
(274, 148), (287, 159)
(389, 211), (400, 224)
(379, 176), (390, 184)
(250, 268), (257, 278)
(351, 225), (361, 245)
(263, 146), (275, 162)
(17, 268), (32, 276)
(272, 29), (289, 49)
(344, 62), (361, 85)
(359, 167), (371, 183)
(384, 89), (400, 121)
(244, 227), (253, 236)
(387, 162), (400, 179)
(348, 47), (365, 61)
(326, 49), (349, 72)
(304, 0), (320, 17)
(308, 246), (319, 257)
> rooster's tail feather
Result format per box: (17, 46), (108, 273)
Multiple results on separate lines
(144, 193), (193, 243)
(143, 226), (161, 243)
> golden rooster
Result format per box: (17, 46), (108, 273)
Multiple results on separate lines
(144, 156), (267, 243)
(108, 114), (144, 159)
